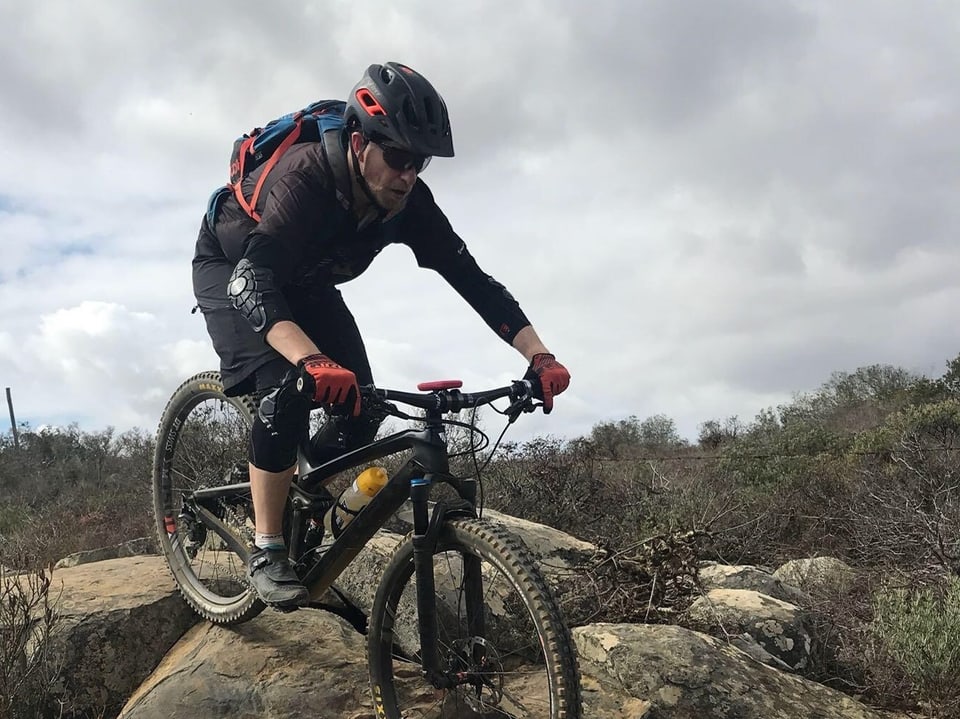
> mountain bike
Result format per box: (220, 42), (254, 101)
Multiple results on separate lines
(152, 370), (583, 718)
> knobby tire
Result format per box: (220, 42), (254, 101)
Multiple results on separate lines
(152, 371), (265, 624)
(368, 518), (583, 718)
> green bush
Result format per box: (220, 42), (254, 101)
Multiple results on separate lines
(0, 426), (153, 568)
(873, 577), (960, 709)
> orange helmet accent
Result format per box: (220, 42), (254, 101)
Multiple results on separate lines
(355, 88), (387, 117)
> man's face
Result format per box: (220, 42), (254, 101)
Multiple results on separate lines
(352, 133), (426, 214)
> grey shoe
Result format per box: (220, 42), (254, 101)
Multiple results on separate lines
(248, 549), (309, 606)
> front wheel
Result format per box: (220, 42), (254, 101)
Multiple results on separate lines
(368, 518), (582, 718)
(152, 371), (265, 624)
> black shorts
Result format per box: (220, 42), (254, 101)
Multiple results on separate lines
(199, 286), (374, 397)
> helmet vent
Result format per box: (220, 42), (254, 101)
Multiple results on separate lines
(356, 88), (387, 117)
(422, 97), (437, 125)
(402, 98), (420, 129)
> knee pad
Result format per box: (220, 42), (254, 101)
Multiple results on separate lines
(248, 379), (311, 472)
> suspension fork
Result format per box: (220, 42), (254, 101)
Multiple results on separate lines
(411, 474), (486, 688)
(411, 475), (445, 684)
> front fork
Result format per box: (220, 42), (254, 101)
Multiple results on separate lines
(410, 475), (485, 689)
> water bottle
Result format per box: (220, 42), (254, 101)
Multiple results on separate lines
(323, 466), (389, 540)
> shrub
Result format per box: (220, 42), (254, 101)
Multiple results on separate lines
(0, 566), (62, 719)
(872, 577), (960, 712)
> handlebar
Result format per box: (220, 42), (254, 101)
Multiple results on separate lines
(359, 379), (539, 421)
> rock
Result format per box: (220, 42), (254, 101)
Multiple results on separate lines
(334, 521), (587, 658)
(479, 508), (599, 625)
(55, 537), (157, 569)
(685, 588), (812, 670)
(699, 563), (808, 605)
(323, 530), (403, 617)
(479, 508), (598, 571)
(32, 533), (908, 719)
(573, 623), (903, 719)
(43, 556), (199, 718)
(773, 557), (856, 596)
(119, 610), (373, 719)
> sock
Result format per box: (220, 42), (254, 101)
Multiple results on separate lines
(255, 532), (286, 552)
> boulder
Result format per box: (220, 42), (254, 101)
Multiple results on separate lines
(43, 556), (198, 718)
(573, 623), (905, 719)
(119, 610), (374, 719)
(698, 563), (808, 605)
(54, 537), (156, 569)
(479, 508), (598, 571)
(27, 532), (909, 719)
(318, 530), (403, 624)
(773, 557), (856, 596)
(479, 508), (599, 625)
(685, 588), (812, 670)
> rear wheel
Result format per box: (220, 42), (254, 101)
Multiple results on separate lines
(368, 518), (582, 718)
(152, 371), (264, 624)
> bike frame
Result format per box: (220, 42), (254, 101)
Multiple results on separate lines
(186, 398), (488, 687)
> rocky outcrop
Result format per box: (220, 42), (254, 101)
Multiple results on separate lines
(26, 531), (907, 718)
(120, 610), (374, 719)
(43, 556), (198, 719)
(479, 507), (598, 571)
(54, 537), (157, 569)
(573, 623), (902, 719)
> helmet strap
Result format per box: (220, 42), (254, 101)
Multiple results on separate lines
(349, 141), (389, 221)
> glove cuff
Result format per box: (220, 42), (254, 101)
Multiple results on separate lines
(298, 352), (337, 369)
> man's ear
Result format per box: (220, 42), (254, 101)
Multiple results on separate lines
(350, 131), (366, 156)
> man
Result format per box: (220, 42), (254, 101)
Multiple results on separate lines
(192, 62), (570, 606)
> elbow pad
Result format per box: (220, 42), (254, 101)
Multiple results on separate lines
(227, 258), (292, 333)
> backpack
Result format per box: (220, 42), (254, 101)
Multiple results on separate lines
(208, 99), (346, 224)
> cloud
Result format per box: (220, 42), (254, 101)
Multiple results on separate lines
(0, 0), (958, 446)
(5, 301), (214, 430)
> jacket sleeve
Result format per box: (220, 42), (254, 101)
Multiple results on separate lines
(400, 182), (530, 344)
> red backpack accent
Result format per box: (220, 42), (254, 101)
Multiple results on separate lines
(227, 100), (346, 222)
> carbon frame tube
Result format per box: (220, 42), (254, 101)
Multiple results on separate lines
(299, 458), (426, 598)
(190, 427), (449, 599)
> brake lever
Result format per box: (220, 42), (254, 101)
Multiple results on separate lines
(376, 398), (408, 420)
(359, 386), (406, 420)
(505, 400), (525, 424)
(505, 380), (539, 423)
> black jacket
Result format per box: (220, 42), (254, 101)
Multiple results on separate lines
(193, 131), (529, 344)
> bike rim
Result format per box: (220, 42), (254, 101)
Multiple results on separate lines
(375, 541), (560, 718)
(158, 393), (254, 606)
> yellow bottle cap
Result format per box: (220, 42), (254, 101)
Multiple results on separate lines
(356, 466), (388, 496)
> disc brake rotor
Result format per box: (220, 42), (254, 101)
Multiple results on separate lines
(448, 637), (505, 710)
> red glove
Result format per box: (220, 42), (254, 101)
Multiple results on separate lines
(296, 353), (360, 416)
(524, 353), (570, 414)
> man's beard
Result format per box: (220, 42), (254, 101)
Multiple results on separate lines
(371, 183), (409, 212)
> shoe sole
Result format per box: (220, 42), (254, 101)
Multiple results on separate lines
(267, 590), (309, 607)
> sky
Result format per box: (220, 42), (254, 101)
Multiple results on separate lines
(0, 0), (958, 445)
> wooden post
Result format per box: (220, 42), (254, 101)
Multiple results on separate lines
(5, 387), (19, 450)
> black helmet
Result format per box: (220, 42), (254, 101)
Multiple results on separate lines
(345, 62), (454, 158)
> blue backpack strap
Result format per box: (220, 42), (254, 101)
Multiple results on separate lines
(206, 185), (232, 227)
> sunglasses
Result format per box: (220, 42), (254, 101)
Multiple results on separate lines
(374, 142), (431, 174)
